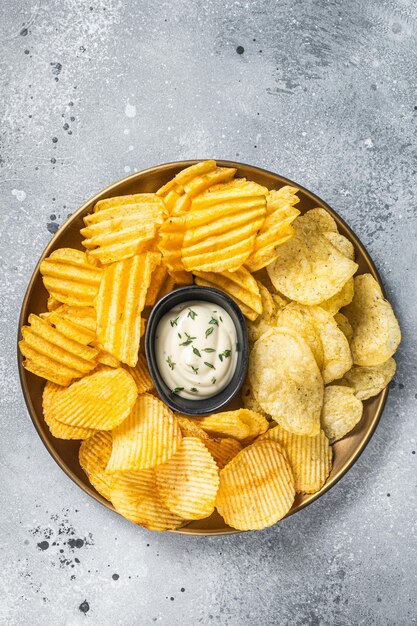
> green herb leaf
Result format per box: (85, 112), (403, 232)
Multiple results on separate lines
(205, 327), (214, 338)
(191, 366), (199, 374)
(179, 339), (193, 346)
(172, 387), (184, 393)
(187, 308), (198, 320)
(190, 387), (199, 392)
(170, 317), (179, 327)
(193, 347), (201, 357)
(219, 316), (223, 323)
(219, 349), (232, 362)
(202, 348), (215, 353)
(209, 316), (218, 326)
(166, 355), (175, 370)
(211, 376), (216, 385)
(204, 361), (215, 370)
(177, 332), (182, 339)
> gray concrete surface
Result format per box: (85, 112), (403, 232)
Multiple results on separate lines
(1, 0), (416, 624)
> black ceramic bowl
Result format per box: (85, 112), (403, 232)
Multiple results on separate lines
(145, 285), (248, 416)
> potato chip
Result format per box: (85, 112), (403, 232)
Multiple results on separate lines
(95, 252), (159, 366)
(176, 415), (242, 469)
(321, 385), (363, 443)
(81, 194), (166, 264)
(275, 303), (324, 370)
(247, 282), (278, 344)
(46, 367), (138, 430)
(319, 278), (354, 316)
(305, 207), (338, 232)
(124, 354), (154, 394)
(110, 469), (186, 530)
(249, 329), (323, 436)
(323, 231), (355, 261)
(259, 424), (332, 494)
(193, 409), (269, 443)
(168, 167), (238, 216)
(337, 358), (396, 400)
(79, 431), (113, 500)
(181, 179), (267, 272)
(267, 210), (358, 304)
(334, 312), (353, 342)
(308, 306), (353, 384)
(156, 160), (217, 197)
(43, 382), (96, 439)
(343, 274), (401, 366)
(245, 186), (300, 272)
(107, 394), (182, 471)
(40, 248), (102, 307)
(47, 296), (61, 311)
(19, 313), (99, 386)
(145, 263), (168, 306)
(216, 440), (295, 530)
(155, 437), (219, 519)
(96, 351), (121, 368)
(193, 267), (262, 321)
(240, 378), (268, 417)
(157, 215), (193, 284)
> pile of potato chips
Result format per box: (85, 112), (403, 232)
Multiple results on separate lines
(19, 161), (401, 532)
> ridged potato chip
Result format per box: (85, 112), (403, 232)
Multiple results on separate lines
(47, 296), (61, 311)
(319, 278), (354, 316)
(79, 431), (113, 500)
(308, 306), (353, 384)
(193, 409), (269, 443)
(337, 358), (396, 400)
(123, 354), (154, 394)
(81, 194), (166, 264)
(145, 263), (168, 306)
(321, 385), (363, 443)
(107, 394), (182, 471)
(43, 382), (96, 439)
(176, 416), (242, 469)
(245, 186), (300, 272)
(157, 215), (192, 284)
(267, 210), (358, 304)
(193, 267), (262, 321)
(156, 160), (217, 197)
(40, 248), (102, 307)
(110, 469), (186, 530)
(249, 329), (323, 436)
(275, 303), (324, 370)
(334, 312), (353, 342)
(246, 282), (278, 344)
(343, 274), (401, 366)
(155, 437), (219, 519)
(19, 313), (99, 386)
(95, 252), (159, 366)
(216, 440), (295, 530)
(46, 367), (138, 430)
(169, 167), (238, 216)
(259, 424), (332, 494)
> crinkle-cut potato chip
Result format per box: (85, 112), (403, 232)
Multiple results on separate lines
(96, 350), (120, 368)
(249, 329), (323, 436)
(175, 415), (242, 469)
(319, 278), (354, 316)
(47, 296), (61, 311)
(266, 210), (358, 305)
(241, 379), (269, 417)
(343, 274), (401, 366)
(81, 194), (167, 264)
(40, 248), (103, 307)
(19, 313), (99, 386)
(321, 385), (363, 443)
(79, 431), (113, 500)
(323, 231), (355, 261)
(216, 440), (295, 530)
(145, 263), (168, 306)
(193, 409), (269, 443)
(124, 354), (154, 394)
(48, 304), (97, 332)
(156, 160), (217, 198)
(42, 382), (96, 439)
(155, 437), (219, 520)
(245, 186), (300, 272)
(334, 312), (353, 342)
(95, 252), (159, 366)
(193, 267), (262, 321)
(107, 394), (182, 472)
(259, 424), (332, 494)
(157, 215), (193, 285)
(181, 179), (267, 273)
(305, 207), (338, 233)
(167, 167), (238, 217)
(275, 303), (324, 370)
(247, 282), (277, 344)
(337, 358), (396, 401)
(110, 469), (186, 530)
(308, 306), (353, 383)
(46, 367), (138, 430)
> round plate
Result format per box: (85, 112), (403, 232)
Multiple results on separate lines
(17, 160), (388, 536)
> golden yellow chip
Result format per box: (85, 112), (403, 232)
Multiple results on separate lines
(95, 252), (159, 366)
(40, 248), (102, 307)
(216, 440), (295, 530)
(267, 210), (358, 304)
(79, 431), (113, 500)
(43, 382), (96, 439)
(334, 312), (353, 342)
(240, 378), (269, 417)
(110, 469), (186, 530)
(308, 306), (353, 384)
(193, 266), (262, 321)
(155, 437), (219, 520)
(107, 394), (182, 471)
(275, 303), (324, 370)
(123, 354), (154, 394)
(96, 351), (120, 368)
(323, 231), (355, 260)
(45, 367), (138, 430)
(145, 263), (168, 306)
(338, 358), (396, 400)
(156, 160), (217, 197)
(19, 313), (99, 386)
(321, 385), (363, 443)
(193, 409), (269, 443)
(247, 282), (278, 344)
(259, 424), (332, 494)
(245, 186), (300, 272)
(305, 207), (338, 232)
(47, 296), (61, 311)
(319, 278), (354, 316)
(249, 329), (323, 436)
(81, 194), (166, 264)
(168, 167), (238, 216)
(181, 179), (267, 272)
(343, 274), (401, 366)
(157, 215), (193, 284)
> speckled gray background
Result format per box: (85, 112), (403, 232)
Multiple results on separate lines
(1, 0), (416, 624)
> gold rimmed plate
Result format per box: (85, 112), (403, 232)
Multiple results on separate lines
(17, 160), (388, 536)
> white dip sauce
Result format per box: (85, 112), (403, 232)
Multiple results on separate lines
(155, 300), (238, 400)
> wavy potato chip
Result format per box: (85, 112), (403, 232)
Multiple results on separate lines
(259, 424), (332, 494)
(110, 469), (186, 530)
(170, 168), (238, 216)
(308, 306), (353, 384)
(79, 431), (113, 500)
(321, 385), (363, 443)
(123, 354), (154, 394)
(337, 358), (396, 400)
(155, 437), (219, 519)
(216, 440), (295, 530)
(193, 409), (269, 443)
(43, 382), (96, 439)
(176, 416), (242, 469)
(107, 394), (182, 471)
(343, 274), (401, 366)
(249, 329), (323, 436)
(247, 282), (277, 344)
(334, 312), (353, 342)
(156, 160), (217, 197)
(157, 215), (192, 285)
